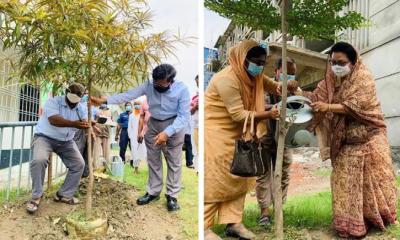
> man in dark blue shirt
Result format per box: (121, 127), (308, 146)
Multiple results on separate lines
(115, 102), (132, 163)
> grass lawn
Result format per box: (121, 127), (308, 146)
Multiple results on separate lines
(212, 177), (400, 239)
(0, 188), (29, 204)
(0, 177), (64, 205)
(119, 155), (198, 239)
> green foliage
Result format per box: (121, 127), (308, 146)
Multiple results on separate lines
(0, 0), (191, 216)
(0, 187), (29, 204)
(0, 0), (189, 91)
(205, 0), (367, 40)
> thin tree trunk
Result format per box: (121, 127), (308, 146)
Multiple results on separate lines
(85, 69), (94, 219)
(274, 0), (289, 239)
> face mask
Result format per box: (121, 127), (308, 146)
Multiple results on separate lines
(66, 92), (81, 104)
(126, 106), (132, 112)
(81, 95), (88, 103)
(134, 105), (141, 110)
(279, 74), (296, 81)
(154, 83), (170, 93)
(246, 61), (264, 77)
(100, 104), (108, 110)
(331, 64), (351, 77)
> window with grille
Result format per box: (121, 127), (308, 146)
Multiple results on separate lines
(18, 84), (40, 122)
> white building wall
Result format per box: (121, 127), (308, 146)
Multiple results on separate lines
(359, 0), (400, 146)
(0, 56), (20, 122)
(338, 0), (400, 146)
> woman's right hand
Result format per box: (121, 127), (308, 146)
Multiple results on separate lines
(267, 106), (280, 119)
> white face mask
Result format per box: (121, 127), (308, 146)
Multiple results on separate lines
(331, 64), (351, 78)
(66, 92), (81, 104)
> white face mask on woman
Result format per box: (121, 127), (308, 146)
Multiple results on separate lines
(331, 64), (351, 78)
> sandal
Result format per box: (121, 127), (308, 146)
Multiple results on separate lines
(258, 215), (272, 226)
(26, 197), (41, 214)
(54, 192), (80, 205)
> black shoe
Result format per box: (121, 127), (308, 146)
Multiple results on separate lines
(165, 194), (180, 211)
(129, 160), (134, 167)
(136, 193), (160, 205)
(186, 164), (195, 169)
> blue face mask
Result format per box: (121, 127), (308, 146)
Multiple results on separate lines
(279, 74), (296, 81)
(246, 61), (264, 77)
(134, 105), (141, 110)
(126, 105), (132, 112)
(81, 95), (89, 103)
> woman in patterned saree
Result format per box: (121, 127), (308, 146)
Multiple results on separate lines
(304, 41), (398, 238)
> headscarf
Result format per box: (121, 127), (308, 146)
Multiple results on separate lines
(228, 39), (267, 137)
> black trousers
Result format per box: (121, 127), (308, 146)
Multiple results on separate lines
(184, 134), (193, 166)
(119, 128), (131, 163)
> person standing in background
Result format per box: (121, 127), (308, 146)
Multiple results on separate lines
(184, 121), (194, 169)
(96, 104), (112, 164)
(255, 57), (297, 226)
(191, 75), (199, 171)
(128, 99), (147, 174)
(115, 102), (133, 164)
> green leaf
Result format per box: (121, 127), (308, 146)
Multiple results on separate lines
(49, 34), (55, 48)
(15, 24), (20, 39)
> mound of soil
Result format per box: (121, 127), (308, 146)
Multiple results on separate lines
(0, 176), (185, 240)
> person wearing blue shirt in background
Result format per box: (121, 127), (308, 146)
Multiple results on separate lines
(91, 64), (190, 212)
(26, 83), (90, 214)
(115, 102), (133, 164)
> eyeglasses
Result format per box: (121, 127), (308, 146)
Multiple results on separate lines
(246, 58), (266, 66)
(329, 59), (349, 66)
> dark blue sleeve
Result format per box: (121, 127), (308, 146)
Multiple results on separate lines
(117, 113), (122, 124)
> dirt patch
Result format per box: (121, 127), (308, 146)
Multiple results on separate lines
(288, 147), (332, 196)
(287, 161), (331, 197)
(0, 176), (185, 240)
(247, 147), (331, 204)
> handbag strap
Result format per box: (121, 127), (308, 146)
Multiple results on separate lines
(250, 111), (255, 137)
(241, 111), (256, 138)
(242, 113), (249, 135)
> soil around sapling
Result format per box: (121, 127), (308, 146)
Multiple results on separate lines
(0, 176), (185, 240)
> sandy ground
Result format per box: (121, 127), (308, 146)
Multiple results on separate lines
(0, 175), (186, 240)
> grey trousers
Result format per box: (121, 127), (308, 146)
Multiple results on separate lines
(144, 118), (185, 198)
(255, 148), (293, 209)
(30, 135), (85, 199)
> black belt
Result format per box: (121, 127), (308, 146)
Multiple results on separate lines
(150, 115), (177, 122)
